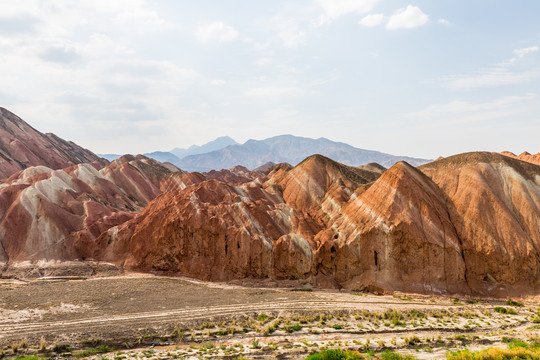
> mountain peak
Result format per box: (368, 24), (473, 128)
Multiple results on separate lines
(0, 107), (100, 180)
(171, 136), (238, 158)
(175, 134), (431, 172)
(421, 151), (540, 181)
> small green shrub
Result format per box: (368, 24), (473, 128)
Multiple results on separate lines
(305, 349), (363, 360)
(284, 323), (302, 333)
(257, 314), (270, 321)
(447, 346), (540, 360)
(82, 339), (101, 347)
(53, 343), (72, 353)
(76, 346), (113, 358)
(404, 336), (421, 346)
(506, 298), (524, 307)
(507, 338), (529, 349)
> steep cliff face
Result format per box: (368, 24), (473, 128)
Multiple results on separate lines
(96, 152), (540, 297)
(420, 152), (540, 296)
(319, 161), (468, 294)
(0, 108), (101, 179)
(0, 156), (180, 264)
(96, 179), (289, 280)
(95, 155), (381, 281)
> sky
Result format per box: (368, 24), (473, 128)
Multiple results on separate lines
(0, 0), (539, 158)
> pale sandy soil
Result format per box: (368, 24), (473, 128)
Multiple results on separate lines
(0, 273), (538, 359)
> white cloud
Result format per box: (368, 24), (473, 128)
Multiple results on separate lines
(441, 47), (540, 89)
(316, 0), (379, 24)
(0, 1), (202, 154)
(115, 8), (167, 30)
(404, 94), (538, 127)
(358, 13), (385, 27)
(437, 18), (451, 25)
(196, 22), (238, 43)
(514, 46), (539, 58)
(444, 68), (539, 89)
(268, 16), (307, 48)
(245, 86), (303, 98)
(279, 29), (306, 48)
(211, 79), (226, 85)
(254, 57), (272, 66)
(386, 5), (429, 30)
(406, 94), (536, 119)
(243, 37), (269, 51)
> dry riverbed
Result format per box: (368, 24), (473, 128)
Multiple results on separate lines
(0, 274), (538, 359)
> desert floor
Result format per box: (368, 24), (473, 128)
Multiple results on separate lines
(1, 273), (538, 359)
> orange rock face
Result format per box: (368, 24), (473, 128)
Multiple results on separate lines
(96, 153), (540, 297)
(0, 108), (101, 180)
(420, 153), (540, 296)
(500, 151), (540, 165)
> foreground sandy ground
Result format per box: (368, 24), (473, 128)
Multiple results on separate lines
(1, 273), (538, 359)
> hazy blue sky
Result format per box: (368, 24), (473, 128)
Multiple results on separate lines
(0, 1), (538, 158)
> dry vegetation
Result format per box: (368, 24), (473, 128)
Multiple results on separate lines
(0, 276), (538, 359)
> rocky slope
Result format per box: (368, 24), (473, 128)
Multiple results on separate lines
(0, 108), (101, 180)
(0, 110), (536, 298)
(500, 151), (540, 165)
(419, 153), (540, 295)
(96, 152), (540, 297)
(0, 155), (180, 267)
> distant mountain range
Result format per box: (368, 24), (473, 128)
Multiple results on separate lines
(98, 136), (238, 164)
(100, 135), (430, 171)
(175, 135), (430, 171)
(171, 136), (238, 158)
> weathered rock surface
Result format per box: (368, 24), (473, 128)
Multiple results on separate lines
(0, 108), (101, 180)
(420, 153), (540, 296)
(0, 155), (180, 265)
(202, 165), (265, 186)
(0, 111), (537, 298)
(500, 151), (540, 165)
(96, 153), (540, 297)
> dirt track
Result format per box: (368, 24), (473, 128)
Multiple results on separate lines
(0, 275), (450, 345)
(1, 274), (537, 359)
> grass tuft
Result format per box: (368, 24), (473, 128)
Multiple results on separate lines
(447, 346), (540, 360)
(306, 349), (363, 360)
(505, 298), (524, 307)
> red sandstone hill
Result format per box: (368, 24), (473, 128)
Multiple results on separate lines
(0, 108), (538, 298)
(94, 152), (540, 297)
(0, 108), (101, 179)
(500, 151), (540, 165)
(0, 155), (181, 265)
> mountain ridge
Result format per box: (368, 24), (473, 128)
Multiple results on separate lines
(1, 107), (538, 298)
(171, 135), (239, 158)
(175, 134), (431, 171)
(95, 151), (540, 297)
(99, 134), (430, 171)
(0, 107), (101, 179)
